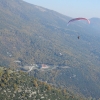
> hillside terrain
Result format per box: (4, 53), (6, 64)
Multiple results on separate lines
(0, 67), (82, 100)
(0, 0), (100, 68)
(0, 0), (100, 99)
(30, 65), (100, 99)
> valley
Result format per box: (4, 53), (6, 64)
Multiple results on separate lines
(0, 0), (100, 99)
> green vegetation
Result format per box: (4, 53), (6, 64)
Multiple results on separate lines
(0, 0), (100, 99)
(0, 67), (81, 100)
(0, 0), (100, 68)
(31, 67), (100, 99)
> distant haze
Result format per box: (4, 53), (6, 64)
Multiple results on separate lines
(23, 0), (100, 18)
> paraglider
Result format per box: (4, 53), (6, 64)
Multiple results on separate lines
(67, 18), (90, 39)
(67, 17), (90, 26)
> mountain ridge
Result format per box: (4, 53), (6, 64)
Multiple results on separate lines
(0, 0), (100, 99)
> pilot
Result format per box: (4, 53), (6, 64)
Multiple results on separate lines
(77, 36), (80, 39)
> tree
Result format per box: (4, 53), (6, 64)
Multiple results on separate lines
(0, 83), (5, 88)
(13, 83), (18, 91)
(33, 80), (38, 88)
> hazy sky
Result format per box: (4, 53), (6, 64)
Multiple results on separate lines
(23, 0), (100, 18)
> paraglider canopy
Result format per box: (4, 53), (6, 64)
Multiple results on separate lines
(67, 18), (90, 39)
(67, 17), (90, 26)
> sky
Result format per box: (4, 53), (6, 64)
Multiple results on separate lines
(23, 0), (100, 18)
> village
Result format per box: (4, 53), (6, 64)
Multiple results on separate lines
(19, 63), (70, 72)
(13, 59), (70, 73)
(20, 64), (52, 72)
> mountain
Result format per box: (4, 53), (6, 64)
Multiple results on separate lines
(0, 0), (71, 66)
(0, 0), (100, 99)
(90, 18), (100, 33)
(0, 66), (81, 100)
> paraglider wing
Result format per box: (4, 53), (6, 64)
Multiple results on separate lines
(67, 18), (90, 26)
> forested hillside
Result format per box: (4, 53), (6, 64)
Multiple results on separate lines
(0, 0), (100, 69)
(0, 0), (71, 67)
(30, 66), (100, 99)
(0, 0), (100, 99)
(0, 67), (82, 100)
